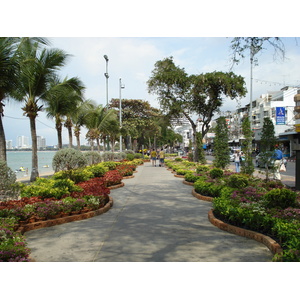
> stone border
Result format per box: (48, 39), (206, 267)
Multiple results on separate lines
(183, 180), (194, 186)
(174, 174), (184, 178)
(191, 189), (214, 202)
(208, 209), (282, 255)
(108, 182), (125, 190)
(17, 196), (114, 234)
(122, 175), (134, 179)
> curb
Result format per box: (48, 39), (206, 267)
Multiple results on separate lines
(208, 209), (282, 255)
(191, 189), (214, 202)
(18, 196), (114, 235)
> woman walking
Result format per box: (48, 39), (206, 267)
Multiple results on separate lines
(150, 148), (157, 167)
(234, 150), (241, 173)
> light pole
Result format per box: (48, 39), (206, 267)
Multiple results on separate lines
(119, 78), (125, 152)
(104, 55), (109, 108)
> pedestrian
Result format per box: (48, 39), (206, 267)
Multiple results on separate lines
(150, 148), (157, 167)
(233, 150), (241, 173)
(273, 146), (283, 180)
(159, 148), (165, 167)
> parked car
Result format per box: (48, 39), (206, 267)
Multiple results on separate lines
(255, 153), (287, 168)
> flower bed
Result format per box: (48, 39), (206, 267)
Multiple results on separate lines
(0, 160), (141, 262)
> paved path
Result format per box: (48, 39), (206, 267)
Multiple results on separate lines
(25, 162), (274, 262)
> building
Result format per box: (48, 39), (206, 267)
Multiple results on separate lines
(37, 136), (46, 150)
(17, 136), (30, 149)
(6, 140), (13, 150)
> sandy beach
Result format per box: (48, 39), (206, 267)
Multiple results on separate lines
(16, 170), (55, 182)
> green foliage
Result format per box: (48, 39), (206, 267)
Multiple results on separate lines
(52, 148), (88, 172)
(53, 168), (94, 184)
(102, 161), (117, 170)
(84, 151), (102, 165)
(20, 177), (82, 199)
(196, 165), (210, 174)
(175, 157), (183, 162)
(227, 174), (249, 189)
(194, 180), (223, 197)
(85, 163), (108, 178)
(184, 171), (199, 183)
(0, 160), (20, 200)
(262, 188), (297, 209)
(126, 153), (135, 161)
(213, 117), (230, 169)
(209, 168), (224, 179)
(176, 169), (189, 175)
(241, 117), (254, 175)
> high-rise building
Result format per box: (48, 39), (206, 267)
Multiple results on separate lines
(6, 140), (13, 149)
(37, 136), (46, 150)
(17, 136), (30, 149)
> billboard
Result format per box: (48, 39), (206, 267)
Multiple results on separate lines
(276, 107), (285, 125)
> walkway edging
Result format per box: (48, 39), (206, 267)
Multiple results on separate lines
(18, 196), (114, 234)
(208, 209), (283, 255)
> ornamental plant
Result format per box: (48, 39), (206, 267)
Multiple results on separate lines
(52, 148), (88, 172)
(0, 218), (30, 262)
(85, 163), (108, 178)
(53, 168), (94, 184)
(103, 170), (123, 187)
(209, 168), (224, 179)
(262, 188), (297, 209)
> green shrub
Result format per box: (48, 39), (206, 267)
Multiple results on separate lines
(194, 180), (223, 197)
(126, 153), (135, 161)
(209, 168), (224, 179)
(184, 172), (200, 183)
(196, 165), (210, 174)
(85, 163), (108, 178)
(52, 148), (88, 172)
(134, 153), (143, 159)
(20, 177), (82, 199)
(227, 174), (249, 189)
(262, 188), (297, 209)
(176, 169), (189, 175)
(53, 168), (94, 184)
(175, 157), (183, 162)
(102, 152), (114, 162)
(0, 160), (20, 200)
(84, 151), (102, 165)
(102, 161), (117, 170)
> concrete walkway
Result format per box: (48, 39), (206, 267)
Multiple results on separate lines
(25, 162), (274, 262)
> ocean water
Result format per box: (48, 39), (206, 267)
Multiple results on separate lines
(6, 151), (56, 180)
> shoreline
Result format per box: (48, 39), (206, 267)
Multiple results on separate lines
(16, 170), (55, 182)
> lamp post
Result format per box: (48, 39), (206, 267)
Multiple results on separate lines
(104, 55), (109, 108)
(119, 78), (125, 152)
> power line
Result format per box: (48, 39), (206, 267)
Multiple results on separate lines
(4, 115), (56, 130)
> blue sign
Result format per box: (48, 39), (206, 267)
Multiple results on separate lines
(276, 107), (285, 125)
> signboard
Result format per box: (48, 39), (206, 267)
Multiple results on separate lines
(295, 124), (300, 132)
(276, 107), (285, 125)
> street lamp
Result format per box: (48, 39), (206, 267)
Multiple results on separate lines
(119, 78), (125, 152)
(104, 55), (109, 108)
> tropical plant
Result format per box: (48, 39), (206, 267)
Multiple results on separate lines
(11, 38), (69, 181)
(52, 148), (88, 172)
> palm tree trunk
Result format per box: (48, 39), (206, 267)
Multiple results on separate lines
(56, 122), (63, 149)
(68, 125), (72, 148)
(0, 108), (7, 162)
(74, 126), (81, 150)
(29, 115), (39, 181)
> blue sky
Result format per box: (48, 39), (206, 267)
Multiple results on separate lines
(2, 2), (300, 147)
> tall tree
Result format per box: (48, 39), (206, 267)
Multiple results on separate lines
(45, 76), (85, 149)
(12, 38), (69, 181)
(148, 57), (247, 161)
(213, 116), (230, 169)
(260, 117), (277, 181)
(0, 38), (18, 162)
(241, 117), (254, 175)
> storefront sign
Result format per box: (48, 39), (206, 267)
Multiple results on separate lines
(276, 107), (285, 125)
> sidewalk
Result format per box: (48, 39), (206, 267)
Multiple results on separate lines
(25, 162), (274, 262)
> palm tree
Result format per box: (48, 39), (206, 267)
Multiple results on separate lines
(72, 99), (94, 150)
(84, 103), (117, 152)
(45, 76), (85, 149)
(12, 38), (69, 181)
(0, 38), (18, 162)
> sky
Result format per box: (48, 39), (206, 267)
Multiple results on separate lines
(2, 1), (300, 148)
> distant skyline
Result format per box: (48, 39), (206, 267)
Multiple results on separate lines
(3, 37), (299, 146)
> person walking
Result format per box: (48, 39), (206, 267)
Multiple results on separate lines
(273, 146), (283, 180)
(233, 150), (241, 173)
(158, 148), (165, 167)
(150, 148), (157, 167)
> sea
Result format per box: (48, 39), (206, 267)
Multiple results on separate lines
(6, 151), (57, 180)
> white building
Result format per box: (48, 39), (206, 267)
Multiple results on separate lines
(37, 136), (46, 150)
(17, 136), (30, 149)
(6, 140), (13, 149)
